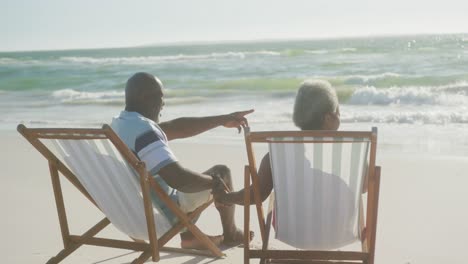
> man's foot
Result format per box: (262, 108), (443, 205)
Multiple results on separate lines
(223, 229), (255, 246)
(180, 234), (224, 250)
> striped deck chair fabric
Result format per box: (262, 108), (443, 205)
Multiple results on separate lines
(47, 138), (173, 240)
(268, 136), (369, 250)
(243, 128), (380, 264)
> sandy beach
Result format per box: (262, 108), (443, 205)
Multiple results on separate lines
(2, 130), (468, 264)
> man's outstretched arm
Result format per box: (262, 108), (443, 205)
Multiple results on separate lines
(159, 109), (254, 140)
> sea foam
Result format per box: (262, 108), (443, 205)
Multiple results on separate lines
(341, 109), (468, 125)
(51, 89), (124, 105)
(58, 51), (281, 65)
(347, 82), (468, 106)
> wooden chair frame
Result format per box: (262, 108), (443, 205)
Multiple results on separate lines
(243, 128), (381, 264)
(17, 124), (224, 264)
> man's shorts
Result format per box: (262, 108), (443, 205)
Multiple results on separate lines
(177, 164), (230, 213)
(177, 189), (212, 213)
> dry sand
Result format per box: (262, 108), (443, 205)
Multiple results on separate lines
(2, 131), (468, 264)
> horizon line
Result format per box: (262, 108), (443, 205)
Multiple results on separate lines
(1, 31), (467, 53)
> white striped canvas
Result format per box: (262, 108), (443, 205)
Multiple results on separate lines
(44, 138), (172, 241)
(268, 137), (369, 250)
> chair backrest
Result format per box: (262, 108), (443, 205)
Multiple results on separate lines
(246, 130), (376, 250)
(26, 127), (172, 240)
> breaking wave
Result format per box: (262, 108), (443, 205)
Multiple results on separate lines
(58, 51), (283, 65)
(51, 89), (124, 105)
(347, 82), (468, 106)
(0, 47), (359, 66)
(341, 110), (468, 125)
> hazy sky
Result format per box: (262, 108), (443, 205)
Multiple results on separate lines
(1, 0), (467, 51)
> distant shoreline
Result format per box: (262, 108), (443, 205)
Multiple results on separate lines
(1, 31), (467, 54)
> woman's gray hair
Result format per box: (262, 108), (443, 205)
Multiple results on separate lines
(293, 80), (338, 130)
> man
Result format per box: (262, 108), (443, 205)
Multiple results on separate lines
(110, 72), (253, 249)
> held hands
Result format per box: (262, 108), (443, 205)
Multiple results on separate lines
(222, 109), (254, 133)
(211, 176), (234, 207)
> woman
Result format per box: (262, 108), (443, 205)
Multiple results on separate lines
(214, 79), (341, 205)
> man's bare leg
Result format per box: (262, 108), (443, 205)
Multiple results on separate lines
(180, 165), (253, 249)
(207, 165), (254, 246)
(180, 232), (224, 249)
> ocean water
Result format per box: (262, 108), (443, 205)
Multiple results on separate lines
(1, 34), (467, 155)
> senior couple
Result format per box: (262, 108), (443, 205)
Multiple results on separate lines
(110, 72), (341, 249)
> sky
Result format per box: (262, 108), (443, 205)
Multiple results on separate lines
(1, 0), (467, 52)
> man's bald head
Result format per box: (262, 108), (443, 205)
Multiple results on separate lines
(125, 72), (164, 121)
(125, 72), (162, 104)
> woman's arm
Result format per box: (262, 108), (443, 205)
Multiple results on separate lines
(214, 153), (273, 206)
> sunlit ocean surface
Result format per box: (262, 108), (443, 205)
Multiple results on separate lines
(1, 34), (467, 155)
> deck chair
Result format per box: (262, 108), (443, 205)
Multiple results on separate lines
(17, 124), (224, 264)
(243, 128), (381, 264)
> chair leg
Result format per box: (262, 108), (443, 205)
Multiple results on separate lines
(260, 193), (275, 264)
(45, 242), (81, 264)
(158, 201), (211, 247)
(244, 166), (251, 264)
(46, 162), (83, 264)
(149, 179), (224, 257)
(132, 250), (152, 264)
(161, 246), (221, 257)
(368, 167), (381, 264)
(157, 201), (225, 258)
(49, 162), (72, 248)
